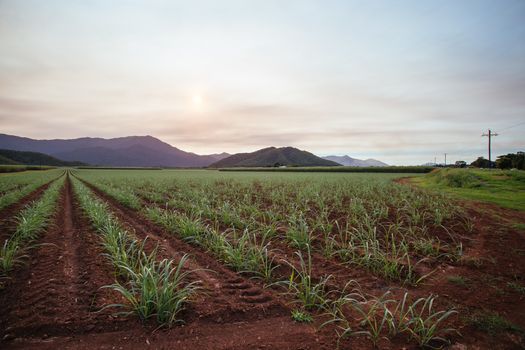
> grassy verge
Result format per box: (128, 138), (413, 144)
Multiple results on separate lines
(469, 312), (524, 336)
(410, 169), (525, 211)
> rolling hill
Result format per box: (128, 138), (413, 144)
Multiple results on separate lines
(0, 134), (388, 168)
(0, 149), (85, 166)
(210, 147), (340, 168)
(323, 155), (388, 167)
(0, 134), (229, 167)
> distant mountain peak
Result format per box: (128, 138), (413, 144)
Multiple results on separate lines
(210, 146), (340, 168)
(205, 152), (231, 161)
(323, 155), (388, 167)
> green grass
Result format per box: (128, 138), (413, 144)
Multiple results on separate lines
(507, 281), (525, 295)
(447, 275), (470, 287)
(291, 309), (314, 323)
(469, 312), (523, 335)
(513, 223), (525, 231)
(412, 168), (525, 211)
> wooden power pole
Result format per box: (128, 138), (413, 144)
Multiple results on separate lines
(482, 129), (498, 168)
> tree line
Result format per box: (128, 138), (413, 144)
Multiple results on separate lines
(467, 151), (524, 170)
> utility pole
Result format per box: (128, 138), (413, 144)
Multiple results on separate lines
(444, 153), (447, 167)
(482, 129), (498, 168)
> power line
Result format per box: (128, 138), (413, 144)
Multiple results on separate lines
(498, 121), (525, 132)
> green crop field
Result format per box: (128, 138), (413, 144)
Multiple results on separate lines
(68, 168), (469, 345)
(0, 168), (64, 210)
(1, 168), (524, 349)
(0, 165), (56, 173)
(218, 165), (434, 173)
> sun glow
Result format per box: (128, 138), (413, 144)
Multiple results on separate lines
(192, 95), (203, 106)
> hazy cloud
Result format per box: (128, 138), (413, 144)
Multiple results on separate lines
(0, 0), (524, 164)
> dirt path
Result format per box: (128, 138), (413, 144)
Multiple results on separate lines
(0, 176), (128, 344)
(6, 316), (322, 350)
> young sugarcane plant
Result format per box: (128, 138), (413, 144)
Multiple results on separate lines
(351, 292), (394, 347)
(405, 294), (458, 347)
(103, 254), (201, 327)
(277, 246), (331, 310)
(0, 240), (24, 275)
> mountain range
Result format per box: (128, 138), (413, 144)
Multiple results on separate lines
(0, 134), (229, 167)
(0, 133), (387, 168)
(210, 147), (339, 168)
(322, 155), (388, 167)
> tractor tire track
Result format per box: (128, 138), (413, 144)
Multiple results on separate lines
(0, 176), (128, 342)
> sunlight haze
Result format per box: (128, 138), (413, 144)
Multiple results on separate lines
(0, 0), (524, 164)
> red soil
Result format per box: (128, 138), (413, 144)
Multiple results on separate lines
(0, 175), (524, 349)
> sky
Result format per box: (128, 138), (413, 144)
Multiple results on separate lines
(0, 0), (524, 165)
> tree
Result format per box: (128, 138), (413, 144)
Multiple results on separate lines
(496, 156), (512, 169)
(516, 151), (525, 169)
(470, 157), (495, 168)
(496, 152), (524, 170)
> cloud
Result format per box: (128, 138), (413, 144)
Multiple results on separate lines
(0, 0), (524, 165)
(0, 97), (49, 114)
